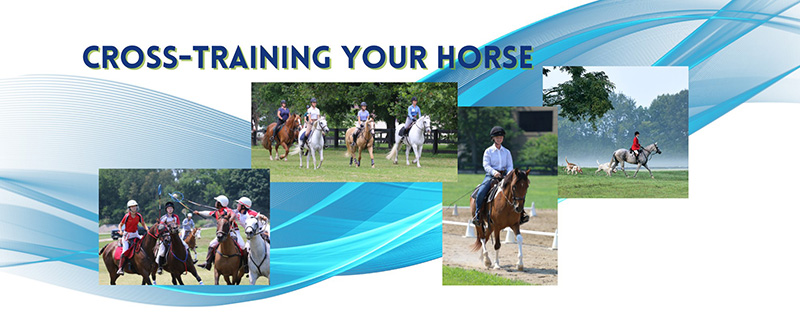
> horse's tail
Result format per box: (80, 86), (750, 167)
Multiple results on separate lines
(99, 243), (109, 256)
(288, 143), (301, 156)
(386, 140), (400, 160)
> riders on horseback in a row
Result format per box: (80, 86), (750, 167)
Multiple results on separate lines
(117, 200), (148, 275)
(472, 126), (530, 228)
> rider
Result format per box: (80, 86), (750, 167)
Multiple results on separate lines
(401, 96), (421, 140)
(193, 195), (245, 270)
(352, 101), (371, 147)
(155, 202), (190, 274)
(300, 97), (321, 149)
(273, 100), (290, 142)
(117, 200), (149, 275)
(180, 212), (195, 241)
(472, 126), (529, 227)
(234, 197), (269, 252)
(630, 131), (641, 163)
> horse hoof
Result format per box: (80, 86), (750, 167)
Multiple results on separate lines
(269, 156), (273, 161)
(492, 264), (501, 270)
(517, 265), (524, 271)
(371, 165), (375, 168)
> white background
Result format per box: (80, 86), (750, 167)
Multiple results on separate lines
(3, 1), (799, 315)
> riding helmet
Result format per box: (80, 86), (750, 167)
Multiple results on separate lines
(214, 195), (229, 207)
(310, 97), (317, 103)
(361, 102), (367, 107)
(281, 100), (286, 105)
(236, 197), (252, 208)
(164, 201), (174, 210)
(127, 200), (138, 208)
(411, 96), (417, 101)
(490, 126), (506, 137)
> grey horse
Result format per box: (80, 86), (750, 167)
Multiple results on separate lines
(609, 143), (662, 178)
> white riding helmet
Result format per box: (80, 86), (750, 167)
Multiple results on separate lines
(236, 197), (252, 208)
(214, 195), (229, 207)
(187, 212), (193, 218)
(127, 200), (138, 208)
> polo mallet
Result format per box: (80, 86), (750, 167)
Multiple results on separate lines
(157, 184), (163, 220)
(167, 191), (193, 216)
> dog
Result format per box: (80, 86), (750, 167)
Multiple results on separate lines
(568, 164), (583, 175)
(594, 160), (617, 176)
(565, 157), (580, 175)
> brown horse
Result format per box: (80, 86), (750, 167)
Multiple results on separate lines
(99, 237), (155, 285)
(263, 113), (301, 161)
(163, 223), (203, 285)
(470, 168), (531, 271)
(141, 223), (163, 282)
(344, 117), (376, 168)
(213, 214), (246, 285)
(184, 227), (199, 263)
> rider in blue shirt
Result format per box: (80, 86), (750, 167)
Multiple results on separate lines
(401, 97), (420, 139)
(352, 102), (370, 146)
(273, 100), (290, 142)
(473, 126), (514, 227)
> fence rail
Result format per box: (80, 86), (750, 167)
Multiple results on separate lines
(329, 128), (456, 154)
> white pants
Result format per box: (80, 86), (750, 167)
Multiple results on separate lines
(208, 230), (245, 249)
(120, 231), (141, 254)
(157, 239), (190, 258)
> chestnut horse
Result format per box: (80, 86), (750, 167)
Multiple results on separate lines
(100, 237), (155, 285)
(470, 168), (531, 271)
(345, 117), (376, 168)
(213, 214), (246, 285)
(263, 113), (301, 161)
(163, 223), (203, 285)
(184, 227), (199, 263)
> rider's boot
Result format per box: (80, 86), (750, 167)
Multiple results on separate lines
(472, 205), (483, 227)
(117, 257), (125, 275)
(197, 246), (215, 270)
(157, 256), (165, 274)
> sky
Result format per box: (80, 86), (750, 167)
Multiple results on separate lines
(542, 66), (688, 108)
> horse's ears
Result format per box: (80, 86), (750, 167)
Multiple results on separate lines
(525, 168), (531, 175)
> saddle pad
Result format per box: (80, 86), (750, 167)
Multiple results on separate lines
(113, 246), (123, 261)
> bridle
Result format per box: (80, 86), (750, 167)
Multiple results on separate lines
(501, 171), (527, 214)
(245, 220), (269, 276)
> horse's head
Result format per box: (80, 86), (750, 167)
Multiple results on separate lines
(503, 168), (531, 213)
(654, 142), (661, 154)
(167, 221), (179, 236)
(318, 116), (329, 134)
(244, 217), (260, 239)
(421, 115), (431, 134)
(157, 223), (169, 240)
(216, 214), (231, 241)
(367, 118), (375, 136)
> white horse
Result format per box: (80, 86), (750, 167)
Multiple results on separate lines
(290, 116), (329, 169)
(386, 115), (431, 167)
(244, 217), (270, 285)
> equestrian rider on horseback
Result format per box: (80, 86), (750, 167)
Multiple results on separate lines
(352, 102), (371, 147)
(117, 200), (149, 275)
(155, 202), (190, 274)
(234, 197), (269, 253)
(400, 97), (420, 140)
(273, 100), (290, 142)
(630, 131), (641, 164)
(180, 212), (194, 240)
(193, 195), (245, 271)
(300, 97), (321, 150)
(472, 126), (530, 227)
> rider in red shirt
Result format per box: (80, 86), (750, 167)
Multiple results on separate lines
(193, 195), (241, 270)
(630, 131), (641, 163)
(117, 200), (149, 275)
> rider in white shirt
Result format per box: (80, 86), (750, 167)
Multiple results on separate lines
(155, 202), (190, 274)
(300, 97), (321, 149)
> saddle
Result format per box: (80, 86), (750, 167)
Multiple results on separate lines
(470, 174), (505, 219)
(114, 237), (141, 261)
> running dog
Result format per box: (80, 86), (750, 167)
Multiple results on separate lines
(565, 157), (581, 175)
(594, 160), (617, 176)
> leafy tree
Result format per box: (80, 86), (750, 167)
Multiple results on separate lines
(543, 66), (616, 128)
(519, 134), (558, 167)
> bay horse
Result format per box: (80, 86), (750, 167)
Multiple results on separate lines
(141, 223), (163, 283)
(610, 142), (662, 178)
(345, 117), (375, 168)
(213, 214), (246, 285)
(244, 217), (270, 285)
(163, 223), (203, 285)
(470, 168), (531, 271)
(387, 115), (431, 167)
(183, 227), (199, 263)
(263, 113), (301, 161)
(99, 237), (155, 285)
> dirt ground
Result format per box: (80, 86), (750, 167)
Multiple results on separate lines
(442, 207), (558, 285)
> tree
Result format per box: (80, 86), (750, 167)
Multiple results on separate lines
(543, 66), (616, 128)
(519, 134), (558, 167)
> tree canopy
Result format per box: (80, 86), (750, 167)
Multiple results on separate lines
(252, 82), (457, 131)
(543, 66), (616, 128)
(99, 169), (270, 225)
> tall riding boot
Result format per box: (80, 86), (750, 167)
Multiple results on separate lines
(472, 205), (483, 227)
(117, 258), (125, 275)
(197, 246), (215, 270)
(157, 256), (165, 275)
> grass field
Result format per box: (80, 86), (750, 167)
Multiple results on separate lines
(442, 173), (557, 210)
(252, 145), (457, 182)
(98, 229), (269, 285)
(558, 166), (688, 198)
(442, 266), (530, 285)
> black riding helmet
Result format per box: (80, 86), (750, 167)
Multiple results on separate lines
(490, 126), (505, 137)
(165, 201), (174, 211)
(411, 96), (417, 101)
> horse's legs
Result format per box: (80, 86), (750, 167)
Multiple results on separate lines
(621, 161), (629, 177)
(368, 145), (375, 168)
(223, 274), (232, 285)
(644, 163), (654, 179)
(479, 235), (492, 268)
(357, 148), (362, 167)
(405, 143), (411, 165)
(214, 269), (220, 285)
(633, 163), (642, 178)
(249, 263), (257, 285)
(318, 148), (324, 168)
(492, 229), (502, 269)
(513, 225), (523, 271)
(413, 144), (422, 167)
(280, 143), (289, 160)
(310, 146), (317, 170)
(177, 275), (184, 285)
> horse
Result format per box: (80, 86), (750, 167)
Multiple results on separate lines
(244, 217), (270, 285)
(212, 214), (246, 285)
(610, 142), (662, 178)
(344, 117), (376, 168)
(470, 168), (531, 271)
(183, 227), (199, 263)
(262, 113), (301, 161)
(386, 115), (431, 167)
(162, 223), (204, 285)
(290, 116), (329, 169)
(99, 236), (155, 285)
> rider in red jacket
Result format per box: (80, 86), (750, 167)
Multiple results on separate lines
(630, 131), (641, 163)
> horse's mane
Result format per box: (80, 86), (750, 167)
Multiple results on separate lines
(502, 168), (529, 189)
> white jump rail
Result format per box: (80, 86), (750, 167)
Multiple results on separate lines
(442, 220), (558, 250)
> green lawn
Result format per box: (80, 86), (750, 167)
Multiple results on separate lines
(558, 166), (688, 198)
(252, 146), (457, 182)
(442, 173), (557, 210)
(98, 229), (269, 285)
(442, 266), (530, 285)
